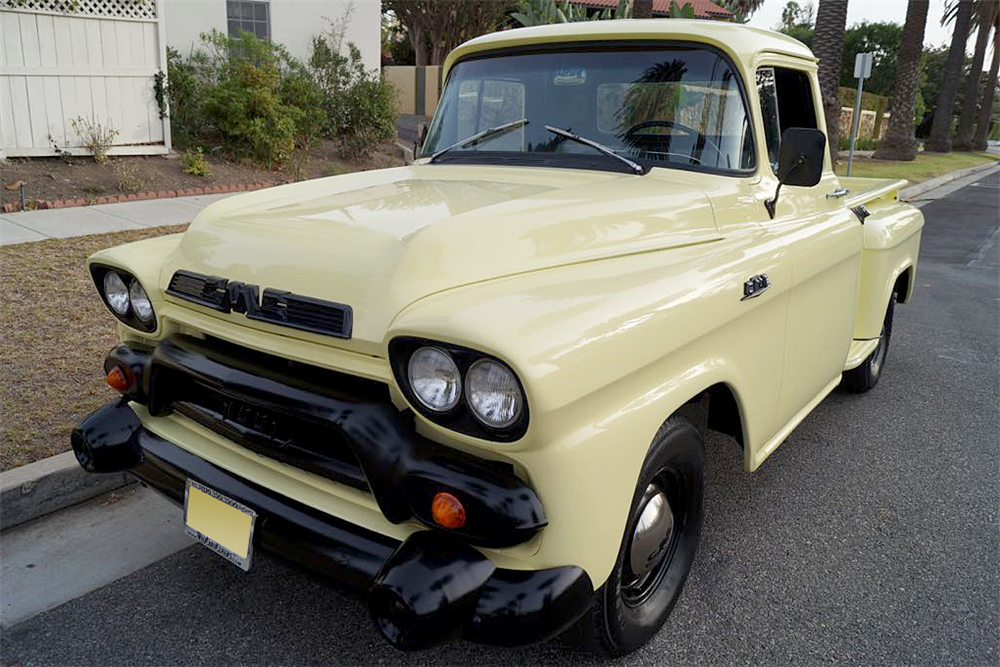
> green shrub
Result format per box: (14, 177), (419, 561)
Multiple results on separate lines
(164, 31), (325, 165)
(278, 59), (327, 146)
(181, 147), (212, 176)
(838, 136), (879, 151)
(165, 47), (204, 147)
(163, 28), (395, 164)
(309, 39), (398, 158)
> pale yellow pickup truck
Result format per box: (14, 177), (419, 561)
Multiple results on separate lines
(73, 20), (923, 656)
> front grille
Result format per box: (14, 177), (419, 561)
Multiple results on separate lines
(149, 336), (388, 492)
(167, 271), (229, 309)
(166, 270), (352, 339)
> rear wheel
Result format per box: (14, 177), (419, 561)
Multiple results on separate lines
(572, 416), (704, 656)
(842, 293), (896, 393)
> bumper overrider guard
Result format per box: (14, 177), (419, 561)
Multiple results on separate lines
(70, 335), (593, 649)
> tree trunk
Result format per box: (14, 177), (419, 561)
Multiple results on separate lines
(954, 1), (995, 149)
(431, 40), (446, 66)
(411, 25), (428, 66)
(812, 0), (849, 161)
(874, 1), (931, 161)
(926, 0), (974, 151)
(973, 25), (1000, 149)
(633, 0), (653, 19)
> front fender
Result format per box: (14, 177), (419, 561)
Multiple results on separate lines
(86, 234), (185, 341)
(386, 241), (781, 587)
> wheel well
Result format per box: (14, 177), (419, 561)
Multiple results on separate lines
(678, 383), (744, 449)
(893, 267), (912, 304)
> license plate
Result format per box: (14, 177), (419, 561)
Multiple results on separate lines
(184, 479), (257, 571)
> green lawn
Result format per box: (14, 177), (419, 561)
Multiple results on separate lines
(836, 151), (999, 184)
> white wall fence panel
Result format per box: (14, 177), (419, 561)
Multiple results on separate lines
(0, 0), (170, 158)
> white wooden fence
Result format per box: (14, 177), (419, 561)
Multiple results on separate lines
(0, 0), (170, 158)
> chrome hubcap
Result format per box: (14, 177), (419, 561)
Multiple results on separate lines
(628, 484), (674, 579)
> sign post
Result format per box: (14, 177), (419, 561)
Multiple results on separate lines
(847, 52), (873, 176)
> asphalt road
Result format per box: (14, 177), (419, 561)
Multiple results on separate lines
(2, 171), (998, 666)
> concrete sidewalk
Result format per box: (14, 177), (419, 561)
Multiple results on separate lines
(0, 192), (236, 246)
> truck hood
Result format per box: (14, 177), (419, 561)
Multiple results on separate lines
(161, 165), (720, 354)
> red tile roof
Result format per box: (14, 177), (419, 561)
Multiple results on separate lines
(568, 0), (734, 20)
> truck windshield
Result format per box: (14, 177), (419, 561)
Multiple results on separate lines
(421, 45), (756, 175)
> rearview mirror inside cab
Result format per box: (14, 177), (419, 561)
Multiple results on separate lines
(765, 127), (827, 219)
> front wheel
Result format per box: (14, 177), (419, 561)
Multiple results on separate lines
(572, 415), (705, 656)
(842, 293), (896, 393)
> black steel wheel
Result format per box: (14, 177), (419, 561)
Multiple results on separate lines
(570, 415), (704, 656)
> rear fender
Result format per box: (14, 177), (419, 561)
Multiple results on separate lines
(853, 199), (924, 339)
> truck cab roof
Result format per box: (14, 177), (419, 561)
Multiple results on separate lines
(444, 19), (817, 76)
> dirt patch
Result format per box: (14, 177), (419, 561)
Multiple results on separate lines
(0, 225), (187, 471)
(1, 140), (405, 207)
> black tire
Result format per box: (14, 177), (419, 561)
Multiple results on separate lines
(842, 293), (896, 393)
(571, 415), (705, 657)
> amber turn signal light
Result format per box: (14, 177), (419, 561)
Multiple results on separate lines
(107, 366), (129, 393)
(431, 491), (466, 529)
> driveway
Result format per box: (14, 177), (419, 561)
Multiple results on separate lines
(1, 171), (997, 665)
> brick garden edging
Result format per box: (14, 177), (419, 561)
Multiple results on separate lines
(1, 181), (279, 214)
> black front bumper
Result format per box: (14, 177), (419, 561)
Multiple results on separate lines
(72, 401), (593, 649)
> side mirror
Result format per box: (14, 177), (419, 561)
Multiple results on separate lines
(765, 127), (826, 219)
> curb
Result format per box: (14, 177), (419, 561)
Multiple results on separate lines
(0, 451), (133, 531)
(394, 141), (415, 165)
(1, 180), (279, 214)
(899, 160), (1000, 201)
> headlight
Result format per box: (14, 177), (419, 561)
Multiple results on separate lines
(407, 346), (461, 411)
(103, 272), (130, 315)
(91, 265), (157, 333)
(389, 337), (528, 441)
(465, 359), (524, 428)
(128, 280), (154, 323)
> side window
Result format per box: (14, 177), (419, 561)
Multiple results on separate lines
(757, 68), (781, 171)
(756, 66), (820, 173)
(456, 79), (526, 151)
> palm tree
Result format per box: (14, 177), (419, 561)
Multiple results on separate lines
(812, 0), (849, 161)
(633, 0), (653, 18)
(973, 16), (1000, 149)
(874, 0), (931, 161)
(926, 1), (975, 151)
(956, 1), (999, 149)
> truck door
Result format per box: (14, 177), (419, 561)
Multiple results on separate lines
(752, 65), (863, 432)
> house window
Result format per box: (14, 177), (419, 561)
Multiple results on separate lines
(227, 1), (270, 40)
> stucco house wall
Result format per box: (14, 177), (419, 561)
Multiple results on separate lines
(164, 0), (381, 71)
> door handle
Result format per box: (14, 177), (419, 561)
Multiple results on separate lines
(826, 188), (850, 199)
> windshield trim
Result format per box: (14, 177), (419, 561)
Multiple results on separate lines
(424, 40), (759, 178)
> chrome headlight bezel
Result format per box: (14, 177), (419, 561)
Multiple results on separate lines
(389, 337), (529, 442)
(90, 264), (157, 333)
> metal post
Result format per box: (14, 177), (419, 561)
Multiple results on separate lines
(847, 52), (873, 177)
(847, 76), (864, 176)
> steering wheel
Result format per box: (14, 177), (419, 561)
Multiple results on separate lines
(621, 120), (723, 165)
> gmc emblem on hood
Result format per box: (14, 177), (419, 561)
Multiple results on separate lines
(166, 270), (352, 339)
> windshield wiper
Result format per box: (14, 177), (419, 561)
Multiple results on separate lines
(544, 125), (644, 175)
(429, 118), (529, 162)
